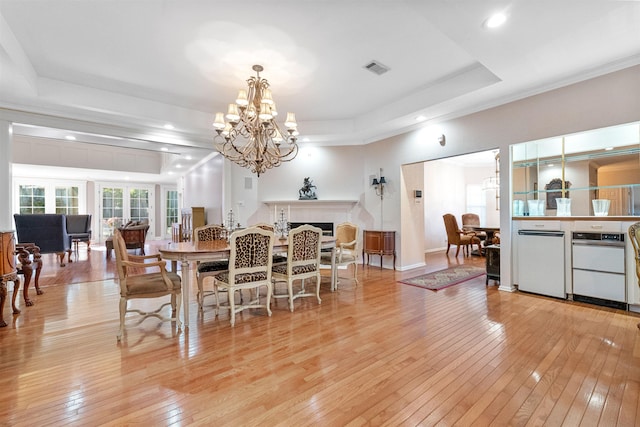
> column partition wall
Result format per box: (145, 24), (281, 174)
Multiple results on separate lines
(0, 120), (12, 229)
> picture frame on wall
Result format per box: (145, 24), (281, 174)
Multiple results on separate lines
(545, 178), (571, 209)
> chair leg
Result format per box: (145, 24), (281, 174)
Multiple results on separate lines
(315, 274), (322, 305)
(229, 290), (236, 326)
(117, 297), (126, 341)
(455, 245), (461, 257)
(288, 280), (295, 312)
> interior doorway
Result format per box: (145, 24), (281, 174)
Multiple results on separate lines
(423, 149), (500, 254)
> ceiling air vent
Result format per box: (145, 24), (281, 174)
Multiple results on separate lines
(363, 60), (390, 76)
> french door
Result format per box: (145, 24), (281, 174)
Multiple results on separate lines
(97, 184), (155, 243)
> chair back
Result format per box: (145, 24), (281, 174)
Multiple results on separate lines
(252, 222), (275, 232)
(227, 227), (275, 285)
(119, 224), (149, 247)
(629, 222), (640, 286)
(335, 222), (358, 252)
(195, 224), (226, 242)
(461, 213), (480, 230)
(112, 229), (130, 282)
(284, 225), (322, 276)
(442, 214), (462, 245)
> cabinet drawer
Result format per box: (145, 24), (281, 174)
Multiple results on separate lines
(521, 220), (562, 230)
(573, 221), (621, 233)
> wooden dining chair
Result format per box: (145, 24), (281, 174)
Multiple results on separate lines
(113, 229), (182, 340)
(272, 225), (323, 311)
(212, 227), (274, 326)
(194, 225), (230, 311)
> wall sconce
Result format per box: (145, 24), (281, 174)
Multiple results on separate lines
(371, 169), (386, 199)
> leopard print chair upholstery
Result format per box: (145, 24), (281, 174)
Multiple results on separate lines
(272, 225), (323, 312)
(212, 227), (275, 326)
(194, 225), (230, 311)
(252, 223), (287, 265)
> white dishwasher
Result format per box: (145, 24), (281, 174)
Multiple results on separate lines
(517, 230), (566, 299)
(572, 232), (626, 309)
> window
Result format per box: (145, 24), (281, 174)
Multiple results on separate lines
(15, 179), (85, 216)
(55, 186), (79, 214)
(166, 189), (179, 234)
(19, 185), (46, 214)
(129, 188), (150, 223)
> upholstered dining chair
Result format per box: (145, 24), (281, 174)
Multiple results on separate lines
(212, 227), (275, 326)
(251, 222), (287, 265)
(272, 225), (323, 312)
(320, 222), (359, 291)
(628, 222), (640, 330)
(442, 214), (481, 257)
(461, 213), (486, 243)
(112, 229), (181, 341)
(194, 225), (230, 311)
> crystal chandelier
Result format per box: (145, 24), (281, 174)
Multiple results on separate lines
(212, 65), (299, 177)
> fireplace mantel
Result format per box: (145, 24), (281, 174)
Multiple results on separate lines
(263, 200), (358, 209)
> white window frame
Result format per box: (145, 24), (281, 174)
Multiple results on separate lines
(13, 177), (87, 215)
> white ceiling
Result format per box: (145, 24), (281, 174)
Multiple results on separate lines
(1, 0), (639, 179)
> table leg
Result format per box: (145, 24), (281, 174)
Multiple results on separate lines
(331, 248), (337, 292)
(181, 260), (190, 329)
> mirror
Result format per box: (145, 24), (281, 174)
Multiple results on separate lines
(512, 122), (640, 216)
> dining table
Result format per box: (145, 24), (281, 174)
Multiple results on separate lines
(465, 225), (500, 255)
(159, 235), (337, 328)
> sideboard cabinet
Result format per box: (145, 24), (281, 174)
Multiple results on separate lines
(0, 231), (18, 327)
(363, 230), (396, 270)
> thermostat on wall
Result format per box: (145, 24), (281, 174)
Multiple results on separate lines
(414, 190), (422, 198)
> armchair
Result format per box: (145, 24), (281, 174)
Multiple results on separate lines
(443, 214), (481, 257)
(461, 213), (486, 243)
(13, 214), (71, 266)
(113, 229), (182, 341)
(106, 222), (150, 259)
(66, 214), (92, 252)
(320, 222), (359, 291)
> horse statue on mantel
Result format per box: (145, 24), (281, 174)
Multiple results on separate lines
(298, 177), (317, 200)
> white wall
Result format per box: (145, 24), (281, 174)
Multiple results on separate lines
(183, 154), (224, 226)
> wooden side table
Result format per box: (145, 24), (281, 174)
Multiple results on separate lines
(363, 230), (396, 270)
(485, 244), (500, 285)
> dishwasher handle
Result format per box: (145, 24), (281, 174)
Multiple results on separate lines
(518, 230), (565, 237)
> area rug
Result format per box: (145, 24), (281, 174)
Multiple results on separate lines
(398, 266), (486, 291)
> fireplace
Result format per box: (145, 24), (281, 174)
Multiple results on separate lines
(289, 222), (334, 236)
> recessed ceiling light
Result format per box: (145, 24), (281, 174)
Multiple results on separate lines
(161, 147), (169, 152)
(65, 135), (76, 140)
(485, 12), (507, 29)
(302, 137), (310, 142)
(184, 155), (192, 160)
(164, 124), (175, 130)
(176, 164), (182, 168)
(604, 147), (614, 151)
(415, 115), (426, 122)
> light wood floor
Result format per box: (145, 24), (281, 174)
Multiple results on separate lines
(2, 241), (640, 426)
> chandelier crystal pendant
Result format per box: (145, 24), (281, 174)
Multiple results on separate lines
(212, 65), (299, 177)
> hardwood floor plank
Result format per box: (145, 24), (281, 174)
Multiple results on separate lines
(2, 244), (640, 425)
